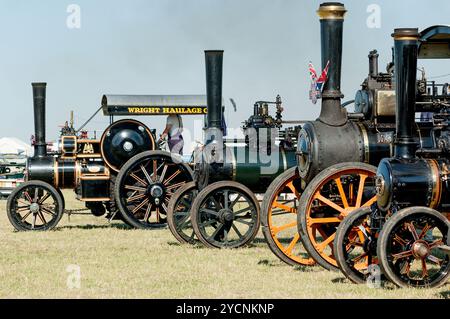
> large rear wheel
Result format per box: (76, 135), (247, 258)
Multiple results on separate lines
(115, 150), (193, 229)
(298, 162), (377, 270)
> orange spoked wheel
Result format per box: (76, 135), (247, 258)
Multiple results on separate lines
(261, 167), (315, 266)
(334, 206), (380, 283)
(298, 162), (377, 271)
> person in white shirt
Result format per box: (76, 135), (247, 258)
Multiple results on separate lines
(160, 114), (184, 155)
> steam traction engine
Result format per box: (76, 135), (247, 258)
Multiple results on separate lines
(6, 86), (207, 231)
(166, 50), (301, 248)
(261, 2), (445, 272)
(334, 27), (450, 288)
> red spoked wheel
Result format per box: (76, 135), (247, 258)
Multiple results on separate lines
(377, 206), (450, 288)
(115, 150), (193, 229)
(298, 162), (377, 270)
(261, 167), (315, 266)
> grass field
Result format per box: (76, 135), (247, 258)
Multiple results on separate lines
(0, 190), (448, 299)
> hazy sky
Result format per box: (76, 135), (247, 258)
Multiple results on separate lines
(1, 0), (449, 150)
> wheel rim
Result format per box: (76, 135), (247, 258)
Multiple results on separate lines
(118, 154), (192, 228)
(10, 185), (60, 230)
(171, 185), (198, 243)
(267, 172), (315, 265)
(339, 209), (378, 281)
(195, 187), (258, 248)
(383, 213), (449, 287)
(304, 168), (377, 267)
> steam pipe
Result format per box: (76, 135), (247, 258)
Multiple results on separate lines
(368, 50), (379, 77)
(392, 28), (420, 159)
(317, 2), (347, 126)
(32, 82), (47, 157)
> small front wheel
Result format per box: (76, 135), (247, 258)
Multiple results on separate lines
(7, 180), (64, 231)
(191, 181), (260, 249)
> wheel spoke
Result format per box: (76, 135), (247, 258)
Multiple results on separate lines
(20, 210), (32, 222)
(199, 219), (217, 228)
(163, 169), (181, 186)
(38, 192), (51, 204)
(124, 185), (147, 192)
(418, 223), (431, 239)
(313, 193), (346, 215)
(427, 254), (443, 265)
(208, 223), (225, 240)
(200, 208), (220, 217)
(272, 221), (297, 235)
(159, 164), (168, 183)
(41, 206), (56, 216)
(393, 234), (409, 246)
(391, 249), (413, 261)
(231, 223), (243, 239)
(234, 218), (253, 226)
(140, 164), (153, 184)
(316, 233), (336, 252)
(152, 160), (158, 182)
(31, 214), (37, 229)
(233, 206), (252, 216)
(421, 259), (428, 278)
(308, 217), (341, 225)
(23, 191), (33, 203)
(334, 178), (349, 208)
(429, 239), (443, 249)
(351, 251), (368, 264)
(272, 201), (296, 214)
(130, 172), (148, 187)
(144, 203), (152, 223)
(362, 195), (377, 207)
(406, 222), (419, 240)
(132, 198), (150, 214)
(285, 181), (301, 198)
(283, 233), (300, 255)
(355, 174), (368, 207)
(37, 210), (47, 225)
(166, 181), (186, 192)
(230, 195), (242, 209)
(127, 193), (147, 203)
(34, 188), (39, 203)
(223, 190), (229, 210)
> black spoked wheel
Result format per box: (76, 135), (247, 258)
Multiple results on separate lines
(334, 206), (379, 284)
(377, 207), (450, 288)
(191, 181), (260, 249)
(7, 181), (64, 231)
(167, 181), (198, 244)
(115, 150), (194, 229)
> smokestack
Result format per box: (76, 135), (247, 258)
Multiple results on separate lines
(205, 50), (224, 143)
(392, 28), (420, 159)
(32, 82), (47, 157)
(317, 2), (347, 126)
(368, 50), (379, 77)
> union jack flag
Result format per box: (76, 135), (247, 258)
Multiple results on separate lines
(309, 61), (330, 104)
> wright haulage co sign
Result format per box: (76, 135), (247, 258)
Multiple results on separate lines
(123, 106), (207, 115)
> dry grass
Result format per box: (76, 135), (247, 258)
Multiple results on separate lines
(0, 190), (448, 299)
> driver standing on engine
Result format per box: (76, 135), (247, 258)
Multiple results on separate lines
(160, 114), (184, 155)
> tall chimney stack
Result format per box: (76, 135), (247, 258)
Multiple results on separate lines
(204, 50), (224, 143)
(317, 2), (347, 126)
(392, 28), (420, 159)
(32, 82), (47, 157)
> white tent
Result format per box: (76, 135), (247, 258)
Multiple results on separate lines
(0, 137), (33, 156)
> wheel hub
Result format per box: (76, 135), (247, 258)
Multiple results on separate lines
(148, 184), (164, 206)
(219, 209), (234, 223)
(29, 203), (40, 213)
(412, 240), (430, 259)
